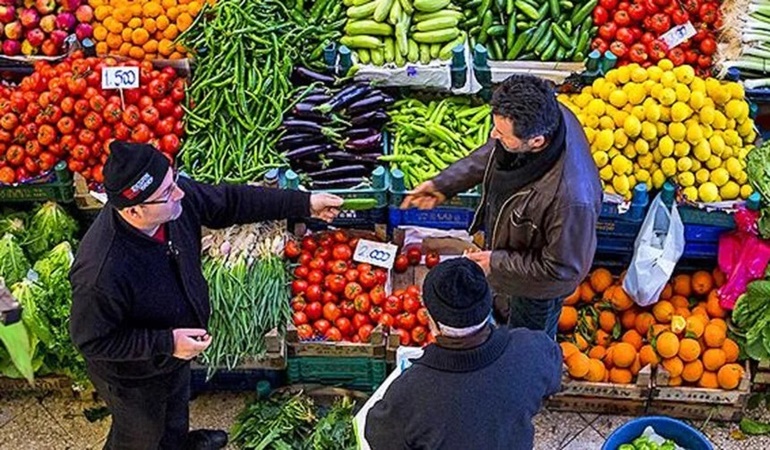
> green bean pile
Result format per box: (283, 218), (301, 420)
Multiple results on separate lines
(178, 0), (345, 183)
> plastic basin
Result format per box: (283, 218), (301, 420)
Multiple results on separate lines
(602, 416), (713, 450)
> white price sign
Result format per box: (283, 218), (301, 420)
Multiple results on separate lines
(353, 239), (398, 270)
(101, 66), (139, 90)
(660, 22), (697, 50)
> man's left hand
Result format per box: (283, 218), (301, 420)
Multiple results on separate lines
(310, 193), (343, 222)
(465, 251), (491, 275)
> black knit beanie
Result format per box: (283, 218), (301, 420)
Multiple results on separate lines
(422, 258), (492, 328)
(103, 141), (170, 209)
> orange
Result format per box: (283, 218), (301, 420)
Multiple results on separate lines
(648, 324), (669, 342)
(95, 42), (108, 55)
(662, 357), (684, 378)
(560, 342), (580, 361)
(702, 348), (727, 371)
(611, 287), (634, 311)
(622, 329), (644, 351)
(580, 282), (596, 303)
(704, 324), (726, 348)
(722, 338), (740, 363)
(612, 342), (637, 368)
(609, 367), (633, 384)
(699, 371), (719, 389)
(566, 352), (590, 379)
(121, 27), (133, 42)
(621, 308), (638, 330)
(129, 46), (145, 60)
(713, 267), (727, 287)
(630, 354), (642, 376)
(131, 28), (150, 45)
(603, 346), (615, 369)
(118, 41), (132, 56)
(585, 358), (607, 382)
(706, 290), (727, 319)
(590, 268), (614, 293)
(635, 312), (656, 336)
(691, 271), (714, 295)
(717, 364), (744, 390)
(595, 329), (612, 347)
(558, 306), (578, 332)
(670, 295), (690, 309)
(656, 332), (680, 358)
(639, 344), (659, 368)
(673, 274), (692, 297)
(685, 316), (706, 338)
(678, 338), (701, 362)
(659, 283), (673, 300)
(653, 301), (675, 323)
(564, 286), (581, 306)
(691, 305), (709, 320)
(575, 333), (590, 352)
(668, 376), (683, 386)
(589, 346), (607, 360)
(599, 310), (618, 333)
(709, 318), (728, 332)
(682, 360), (705, 383)
(674, 307), (691, 319)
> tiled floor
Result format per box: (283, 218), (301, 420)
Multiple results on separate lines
(1, 391), (769, 449)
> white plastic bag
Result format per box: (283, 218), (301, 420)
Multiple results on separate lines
(623, 193), (685, 306)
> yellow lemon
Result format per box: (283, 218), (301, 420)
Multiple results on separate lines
(720, 181), (740, 200)
(725, 157), (742, 178)
(599, 165), (614, 181)
(635, 139), (650, 155)
(631, 106), (646, 121)
(678, 171), (695, 187)
(593, 151), (610, 168)
(710, 168), (730, 187)
(657, 122), (669, 137)
(613, 110), (631, 128)
(691, 159), (702, 171)
(738, 119), (754, 138)
(695, 168), (711, 184)
(674, 65), (695, 84)
(724, 130), (741, 146)
(623, 115), (642, 138)
(709, 135), (726, 156)
(595, 129), (615, 152)
(614, 129), (629, 149)
(613, 175), (631, 196)
(609, 90), (629, 108)
(644, 102), (662, 122)
(677, 157), (693, 172)
(693, 140), (712, 162)
(573, 93), (593, 108)
(674, 142), (691, 157)
(725, 100), (747, 120)
(616, 66), (631, 84)
(683, 186), (698, 201)
(600, 116), (616, 130)
(647, 65), (664, 81)
(706, 155), (723, 170)
(661, 158), (678, 177)
(689, 90), (706, 110)
(700, 106), (716, 125)
(671, 102), (692, 122)
(592, 77), (607, 93)
(585, 114), (600, 129)
(602, 70), (617, 85)
(741, 184), (754, 199)
(612, 155), (633, 175)
(698, 182), (720, 202)
(675, 84), (691, 103)
(713, 111), (728, 130)
(652, 169), (666, 189)
(669, 123), (687, 142)
(690, 77), (706, 93)
(641, 121), (658, 140)
(686, 124), (704, 144)
(587, 99), (606, 116)
(600, 82), (618, 101)
(659, 135), (675, 157)
(631, 67), (648, 83)
(626, 83), (647, 105)
(624, 144), (637, 159)
(659, 88), (677, 106)
(660, 71), (677, 88)
(639, 153), (655, 169)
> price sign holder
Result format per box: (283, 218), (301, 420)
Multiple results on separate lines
(101, 66), (140, 109)
(660, 22), (697, 50)
(353, 239), (398, 270)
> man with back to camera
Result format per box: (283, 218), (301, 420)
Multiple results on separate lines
(402, 74), (603, 338)
(364, 258), (562, 449)
(69, 141), (343, 450)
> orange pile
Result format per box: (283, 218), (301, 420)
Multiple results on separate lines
(559, 268), (744, 390)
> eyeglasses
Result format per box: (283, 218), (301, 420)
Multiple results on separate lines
(141, 171), (181, 205)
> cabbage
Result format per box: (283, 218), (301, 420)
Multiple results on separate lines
(23, 202), (78, 260)
(0, 233), (30, 285)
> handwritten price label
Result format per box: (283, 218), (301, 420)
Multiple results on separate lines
(353, 239), (398, 270)
(660, 22), (696, 50)
(101, 66), (139, 90)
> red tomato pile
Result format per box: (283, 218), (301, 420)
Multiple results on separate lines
(591, 0), (720, 75)
(392, 247), (441, 273)
(0, 51), (186, 185)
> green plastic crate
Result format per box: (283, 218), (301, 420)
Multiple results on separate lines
(286, 356), (387, 392)
(0, 161), (74, 203)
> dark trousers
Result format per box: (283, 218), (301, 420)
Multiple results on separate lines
(500, 295), (565, 339)
(90, 364), (191, 450)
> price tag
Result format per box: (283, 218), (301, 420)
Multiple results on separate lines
(406, 66), (418, 77)
(101, 66), (139, 90)
(660, 22), (697, 50)
(353, 239), (398, 270)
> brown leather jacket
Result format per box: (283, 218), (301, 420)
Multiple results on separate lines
(432, 105), (602, 299)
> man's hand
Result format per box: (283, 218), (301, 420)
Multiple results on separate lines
(310, 193), (343, 222)
(172, 328), (211, 360)
(465, 251), (491, 275)
(400, 181), (446, 210)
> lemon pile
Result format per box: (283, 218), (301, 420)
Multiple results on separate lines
(558, 60), (756, 202)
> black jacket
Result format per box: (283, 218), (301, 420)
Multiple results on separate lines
(69, 178), (310, 385)
(365, 327), (562, 450)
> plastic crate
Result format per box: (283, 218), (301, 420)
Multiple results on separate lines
(678, 205), (735, 228)
(286, 356), (387, 392)
(0, 161), (74, 203)
(190, 368), (284, 394)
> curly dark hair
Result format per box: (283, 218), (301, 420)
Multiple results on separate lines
(490, 75), (561, 139)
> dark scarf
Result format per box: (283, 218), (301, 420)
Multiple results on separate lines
(483, 113), (566, 237)
(435, 324), (494, 350)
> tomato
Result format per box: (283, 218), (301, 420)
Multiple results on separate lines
(402, 295), (420, 314)
(425, 252), (440, 269)
(699, 38), (716, 56)
(591, 37), (609, 54)
(650, 13), (671, 34)
(307, 269), (323, 285)
(699, 3), (717, 24)
(358, 324), (374, 343)
(629, 43), (649, 63)
(60, 135), (77, 154)
(298, 251), (312, 267)
(411, 326), (428, 345)
(369, 306), (383, 323)
(291, 279), (309, 296)
(613, 10), (632, 27)
(329, 261), (347, 276)
(155, 98), (175, 116)
(314, 246), (332, 261)
(616, 28), (635, 46)
(416, 308), (430, 326)
(291, 296), (306, 312)
(380, 313), (395, 328)
(405, 248), (422, 265)
(159, 134), (180, 155)
(154, 117), (175, 136)
(67, 159), (85, 173)
(38, 152), (57, 172)
(171, 86), (185, 103)
(394, 328), (411, 346)
(592, 5), (609, 26)
(335, 317), (353, 337)
(71, 144), (90, 162)
(598, 23), (618, 41)
(15, 167), (30, 182)
(344, 269), (360, 282)
(332, 244), (352, 261)
(697, 54), (712, 69)
(305, 284), (323, 303)
(628, 4), (646, 21)
(374, 269), (387, 285)
(682, 0), (700, 13)
(332, 230), (348, 243)
(340, 300), (356, 318)
(0, 130), (10, 143)
(370, 285), (386, 306)
(114, 122), (130, 140)
(103, 103), (122, 125)
(599, 0), (617, 10)
(130, 124), (152, 143)
(293, 311), (308, 326)
(617, 1), (630, 10)
(358, 271), (377, 289)
(5, 145), (24, 166)
(610, 41), (629, 58)
(321, 292), (337, 306)
(313, 319), (331, 335)
(97, 126), (112, 142)
(297, 324), (314, 340)
(1, 113), (18, 131)
(78, 129), (96, 146)
(0, 166), (14, 184)
(352, 313), (370, 330)
(647, 40), (668, 61)
(667, 47), (686, 66)
(384, 295), (402, 316)
(356, 263), (372, 274)
(354, 293), (371, 313)
(66, 77), (87, 95)
(344, 282), (363, 300)
(324, 327), (342, 342)
(320, 302), (340, 322)
(122, 105), (140, 127)
(640, 32), (655, 45)
(284, 241), (301, 260)
(393, 254), (409, 273)
(23, 157), (39, 175)
(306, 302), (323, 321)
(171, 105), (184, 121)
(397, 313), (417, 331)
(140, 106), (160, 127)
(307, 258), (324, 272)
(325, 274), (346, 294)
(301, 236), (319, 252)
(672, 9), (689, 25)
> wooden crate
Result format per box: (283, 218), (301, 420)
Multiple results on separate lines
(545, 365), (653, 415)
(648, 362), (751, 422)
(0, 375), (72, 396)
(73, 173), (104, 212)
(192, 329), (287, 371)
(286, 322), (390, 359)
(752, 359), (770, 387)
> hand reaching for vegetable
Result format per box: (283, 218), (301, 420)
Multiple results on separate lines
(465, 251), (491, 276)
(401, 180), (446, 210)
(172, 328), (212, 360)
(310, 193), (344, 222)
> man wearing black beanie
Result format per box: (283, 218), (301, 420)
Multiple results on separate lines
(364, 258), (563, 450)
(69, 141), (343, 450)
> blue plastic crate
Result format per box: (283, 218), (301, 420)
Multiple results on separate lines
(684, 223), (732, 243)
(387, 205), (477, 231)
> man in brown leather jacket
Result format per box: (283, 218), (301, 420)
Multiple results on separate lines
(403, 75), (602, 338)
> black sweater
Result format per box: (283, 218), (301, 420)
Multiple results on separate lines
(365, 327), (562, 450)
(69, 178), (310, 385)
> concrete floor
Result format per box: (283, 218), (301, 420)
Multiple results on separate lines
(1, 390), (769, 449)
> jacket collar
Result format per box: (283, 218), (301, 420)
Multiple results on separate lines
(108, 207), (172, 248)
(413, 327), (510, 373)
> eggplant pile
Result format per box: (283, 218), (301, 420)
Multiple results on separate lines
(278, 69), (393, 190)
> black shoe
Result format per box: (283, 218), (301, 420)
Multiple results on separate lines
(185, 429), (228, 450)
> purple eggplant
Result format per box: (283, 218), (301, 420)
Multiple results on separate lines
(293, 66), (336, 85)
(292, 103), (330, 121)
(284, 143), (335, 160)
(315, 83), (372, 114)
(350, 110), (389, 128)
(301, 93), (332, 104)
(280, 120), (340, 138)
(307, 165), (369, 181)
(292, 160), (325, 172)
(326, 152), (383, 163)
(310, 177), (365, 189)
(345, 133), (382, 151)
(343, 127), (379, 140)
(277, 133), (326, 150)
(345, 94), (395, 116)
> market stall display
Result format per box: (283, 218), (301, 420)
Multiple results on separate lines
(0, 0), (92, 57)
